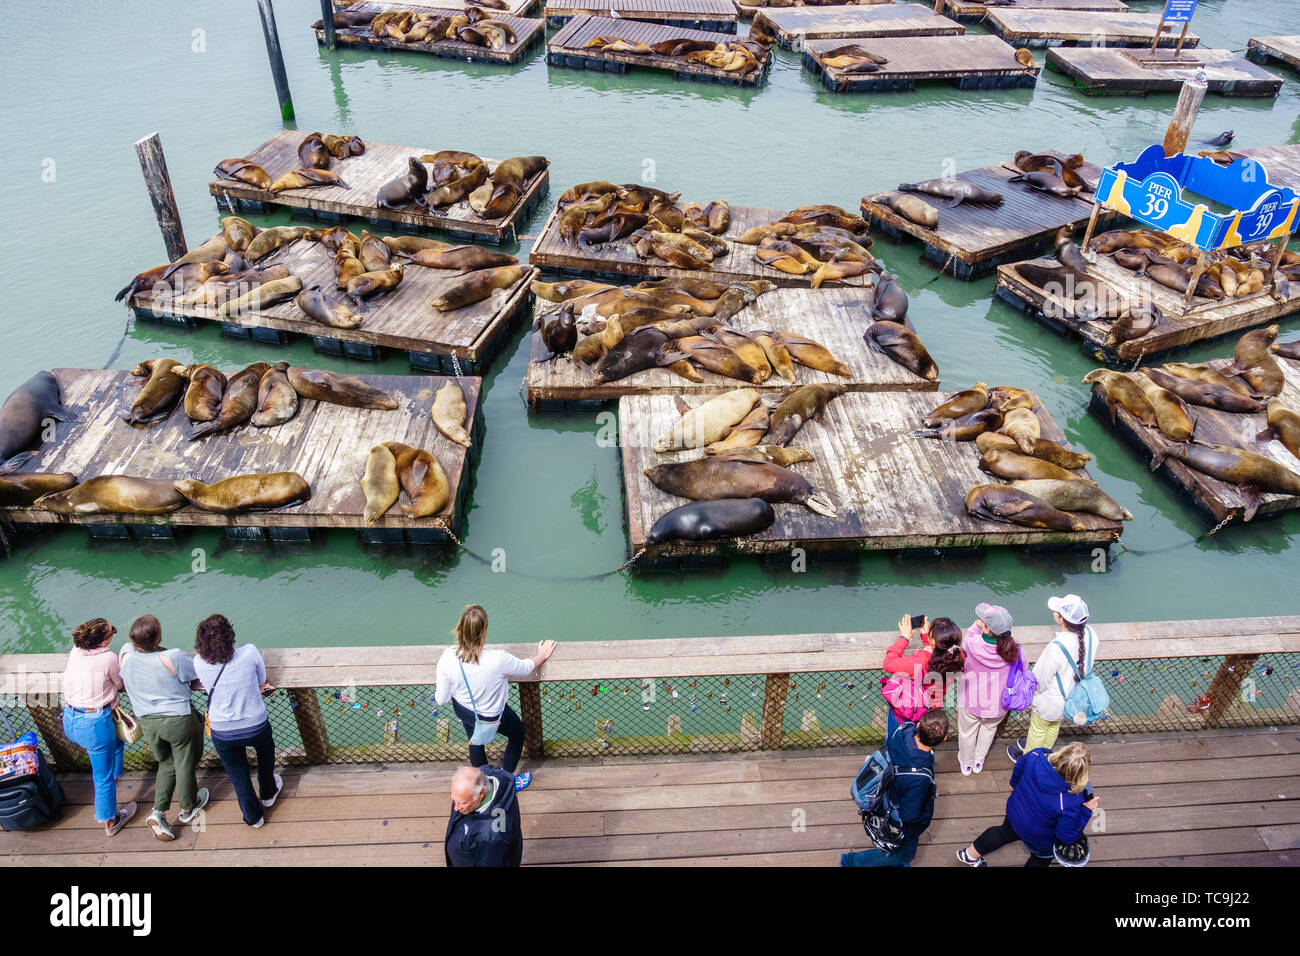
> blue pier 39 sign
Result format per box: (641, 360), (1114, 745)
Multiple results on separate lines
(1162, 0), (1197, 23)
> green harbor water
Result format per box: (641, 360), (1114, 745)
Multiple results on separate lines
(1, 0), (1298, 655)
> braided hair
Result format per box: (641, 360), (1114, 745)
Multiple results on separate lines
(1061, 616), (1088, 672)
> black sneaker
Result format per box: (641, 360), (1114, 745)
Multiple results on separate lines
(1007, 742), (1024, 763)
(957, 848), (986, 868)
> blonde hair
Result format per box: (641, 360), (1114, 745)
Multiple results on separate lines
(453, 605), (488, 665)
(1048, 742), (1092, 794)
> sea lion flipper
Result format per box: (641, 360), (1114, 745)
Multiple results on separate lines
(946, 197), (965, 209)
(673, 396), (692, 416)
(805, 493), (837, 517)
(1256, 426), (1277, 443)
(1240, 488), (1262, 523)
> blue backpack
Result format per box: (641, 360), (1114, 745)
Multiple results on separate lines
(850, 724), (935, 852)
(1054, 627), (1109, 725)
(1001, 647), (1037, 711)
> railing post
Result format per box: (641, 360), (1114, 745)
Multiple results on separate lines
(289, 688), (330, 764)
(134, 133), (188, 262)
(27, 702), (82, 771)
(1203, 654), (1259, 727)
(519, 682), (544, 758)
(760, 673), (789, 749)
(1161, 71), (1207, 157)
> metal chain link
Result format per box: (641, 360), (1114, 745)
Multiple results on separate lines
(450, 351), (464, 379)
(613, 547), (647, 575)
(1204, 512), (1237, 536)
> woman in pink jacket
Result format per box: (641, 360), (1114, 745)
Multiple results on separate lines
(956, 603), (1019, 776)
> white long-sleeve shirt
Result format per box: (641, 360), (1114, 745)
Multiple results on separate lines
(434, 646), (535, 717)
(1030, 628), (1098, 723)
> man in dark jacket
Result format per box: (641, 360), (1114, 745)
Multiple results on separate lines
(445, 765), (523, 867)
(841, 709), (949, 867)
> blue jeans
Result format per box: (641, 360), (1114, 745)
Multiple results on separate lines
(62, 707), (124, 822)
(211, 720), (277, 825)
(841, 833), (920, 867)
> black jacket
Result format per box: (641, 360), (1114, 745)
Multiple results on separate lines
(445, 766), (523, 867)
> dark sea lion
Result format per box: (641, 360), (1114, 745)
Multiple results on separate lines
(427, 164), (488, 207)
(1257, 399), (1300, 461)
(646, 498), (775, 545)
(593, 328), (686, 384)
(875, 191), (939, 229)
(188, 362), (270, 440)
(297, 288), (362, 330)
(1199, 130), (1234, 148)
(492, 156), (548, 189)
(537, 307), (577, 360)
(1140, 367), (1262, 414)
(213, 158), (271, 190)
(125, 358), (185, 426)
(912, 407), (1002, 441)
(864, 321), (940, 381)
(645, 457), (835, 516)
(0, 472), (77, 507)
(1162, 362), (1252, 398)
(376, 157), (428, 210)
(244, 226), (311, 263)
(431, 265), (526, 311)
(287, 367), (398, 410)
(867, 273), (908, 321)
(779, 204), (868, 235)
(1082, 369), (1158, 427)
(1054, 227), (1089, 273)
(173, 364), (226, 422)
(298, 134), (331, 169)
(980, 449), (1085, 483)
(410, 246), (517, 271)
(1008, 170), (1081, 199)
(251, 363), (298, 428)
(1104, 305), (1163, 348)
(268, 169), (349, 192)
(897, 178), (1004, 208)
(675, 337), (763, 384)
(976, 432), (1092, 470)
(767, 384), (846, 446)
(0, 372), (68, 465)
(115, 264), (170, 303)
(1270, 339), (1300, 361)
(1150, 440), (1300, 521)
(358, 232), (391, 273)
(35, 477), (186, 515)
(383, 441), (450, 518)
(1009, 479), (1132, 521)
(924, 383), (989, 427)
(965, 484), (1086, 532)
(174, 473), (311, 514)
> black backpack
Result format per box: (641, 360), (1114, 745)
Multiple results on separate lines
(0, 715), (64, 831)
(849, 725), (934, 852)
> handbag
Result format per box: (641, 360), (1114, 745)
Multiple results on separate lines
(457, 657), (501, 746)
(204, 662), (228, 738)
(111, 705), (143, 744)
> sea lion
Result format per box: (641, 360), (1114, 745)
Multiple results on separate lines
(1228, 325), (1285, 397)
(1270, 340), (1300, 361)
(1257, 399), (1300, 461)
(867, 274), (908, 322)
(754, 334), (795, 384)
(720, 445), (813, 467)
(432, 381), (472, 447)
(173, 265), (294, 309)
(172, 365), (226, 422)
(1054, 227), (1090, 273)
(675, 336), (764, 384)
(0, 372), (68, 465)
(410, 246), (517, 271)
(767, 331), (850, 377)
(655, 389), (759, 452)
(216, 275), (303, 316)
(1150, 440), (1300, 521)
(897, 179), (1004, 208)
(492, 156), (548, 190)
(1009, 479), (1132, 521)
(189, 362), (270, 439)
(287, 367), (398, 410)
(296, 288), (362, 330)
(1200, 130), (1234, 148)
(593, 328), (687, 383)
(250, 363), (298, 428)
(779, 204), (869, 235)
(377, 157), (429, 210)
(965, 484), (1086, 533)
(1008, 170), (1081, 199)
(980, 449), (1086, 483)
(299, 134), (331, 169)
(0, 472), (77, 507)
(347, 266), (404, 300)
(318, 133), (362, 157)
(268, 169), (349, 193)
(987, 386), (1034, 413)
(427, 164), (488, 207)
(705, 405), (770, 455)
(537, 306), (578, 359)
(912, 408), (1002, 442)
(213, 159), (271, 190)
(767, 384), (846, 446)
(874, 191), (939, 229)
(1140, 367), (1262, 414)
(976, 432), (1093, 470)
(864, 322), (940, 381)
(221, 216), (258, 253)
(645, 457), (835, 516)
(645, 498), (775, 545)
(999, 407), (1042, 454)
(379, 442), (450, 518)
(710, 329), (772, 380)
(432, 265), (525, 311)
(924, 383), (989, 427)
(1104, 305), (1163, 348)
(174, 473), (310, 514)
(243, 226), (311, 263)
(361, 445), (400, 525)
(1082, 369), (1158, 427)
(1162, 363), (1253, 398)
(35, 477), (187, 516)
(123, 359), (185, 427)
(381, 235), (452, 258)
(357, 232), (391, 272)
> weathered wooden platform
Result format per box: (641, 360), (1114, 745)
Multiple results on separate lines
(942, 0), (1128, 23)
(314, 4), (545, 64)
(546, 15), (771, 85)
(804, 34), (1039, 93)
(1047, 47), (1284, 97)
(1234, 145), (1300, 197)
(209, 132), (550, 243)
(985, 10), (1196, 49)
(995, 253), (1300, 362)
(544, 0), (738, 32)
(339, 0), (539, 15)
(128, 232), (536, 374)
(0, 369), (483, 543)
(524, 287), (936, 408)
(1088, 359), (1300, 525)
(620, 389), (1122, 562)
(735, 0), (893, 20)
(1247, 37), (1300, 74)
(859, 153), (1114, 280)
(753, 3), (963, 50)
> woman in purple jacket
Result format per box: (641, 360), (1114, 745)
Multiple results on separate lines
(956, 603), (1019, 775)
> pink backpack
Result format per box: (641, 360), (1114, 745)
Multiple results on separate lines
(880, 675), (928, 722)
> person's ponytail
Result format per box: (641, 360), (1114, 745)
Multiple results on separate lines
(995, 632), (1017, 664)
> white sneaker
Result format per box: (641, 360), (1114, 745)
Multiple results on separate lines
(261, 773), (284, 808)
(960, 763), (972, 776)
(147, 810), (175, 842)
(251, 816), (266, 828)
(178, 788), (209, 824)
(972, 761), (984, 774)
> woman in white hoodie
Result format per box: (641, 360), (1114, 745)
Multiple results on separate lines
(1008, 594), (1097, 763)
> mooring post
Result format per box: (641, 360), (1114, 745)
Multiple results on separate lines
(319, 0), (336, 49)
(933, 0), (944, 13)
(256, 0), (296, 121)
(134, 132), (187, 261)
(759, 672), (790, 749)
(1204, 653), (1259, 727)
(1162, 71), (1207, 157)
(289, 688), (330, 764)
(519, 682), (544, 758)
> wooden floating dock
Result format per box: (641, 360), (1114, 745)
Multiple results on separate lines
(753, 3), (963, 50)
(209, 131), (550, 244)
(942, 0), (1128, 24)
(994, 253), (1300, 363)
(735, 0), (894, 19)
(313, 3), (545, 64)
(984, 10), (1197, 49)
(1, 369), (483, 544)
(1234, 145), (1300, 196)
(859, 152), (1115, 280)
(547, 15), (771, 85)
(544, 0), (739, 32)
(1088, 358), (1300, 525)
(128, 232), (536, 374)
(340, 0), (540, 15)
(524, 287), (937, 409)
(620, 389), (1122, 565)
(804, 34), (1039, 93)
(1247, 37), (1300, 74)
(1047, 47), (1284, 98)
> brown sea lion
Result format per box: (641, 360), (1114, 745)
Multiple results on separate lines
(0, 371), (68, 465)
(0, 472), (77, 507)
(213, 159), (271, 190)
(427, 164), (488, 207)
(874, 191), (939, 229)
(675, 336), (763, 384)
(1150, 440), (1300, 521)
(298, 134), (331, 169)
(924, 383), (989, 427)
(35, 477), (187, 515)
(172, 365), (227, 422)
(432, 381), (472, 447)
(1104, 305), (1163, 348)
(767, 384), (846, 446)
(492, 156), (548, 189)
(705, 404), (771, 455)
(645, 457), (835, 516)
(1162, 362), (1253, 398)
(864, 321), (940, 381)
(965, 484), (1086, 532)
(656, 389), (759, 452)
(189, 362), (270, 439)
(1257, 398), (1300, 461)
(357, 232), (391, 272)
(216, 275), (303, 316)
(754, 333), (795, 384)
(999, 407), (1042, 454)
(1228, 325), (1285, 397)
(287, 368), (398, 409)
(347, 266), (404, 300)
(382, 235), (452, 258)
(432, 265), (525, 311)
(980, 449), (1087, 483)
(1269, 339), (1300, 361)
(987, 386), (1034, 413)
(710, 329), (772, 381)
(124, 359), (185, 426)
(410, 246), (517, 271)
(1132, 374), (1195, 442)
(912, 408), (1002, 442)
(361, 446), (400, 525)
(243, 225), (311, 263)
(221, 216), (258, 253)
(1009, 479), (1132, 522)
(296, 288), (362, 329)
(1140, 367), (1262, 414)
(1082, 369), (1158, 427)
(976, 432), (1092, 470)
(383, 442), (450, 518)
(175, 473), (310, 514)
(766, 331), (850, 377)
(318, 133), (360, 158)
(376, 157), (428, 210)
(1008, 170), (1081, 199)
(720, 444), (813, 467)
(268, 169), (349, 193)
(250, 363), (298, 428)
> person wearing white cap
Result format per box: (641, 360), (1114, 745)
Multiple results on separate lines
(1007, 594), (1097, 763)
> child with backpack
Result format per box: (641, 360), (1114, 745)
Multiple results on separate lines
(881, 616), (963, 738)
(957, 603), (1023, 776)
(842, 709), (950, 867)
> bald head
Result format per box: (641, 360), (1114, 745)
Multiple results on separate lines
(450, 766), (488, 813)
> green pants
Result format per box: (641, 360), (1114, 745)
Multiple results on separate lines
(140, 711), (204, 814)
(1025, 710), (1061, 753)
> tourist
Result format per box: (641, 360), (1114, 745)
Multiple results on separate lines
(434, 605), (556, 791)
(957, 603), (1018, 775)
(119, 615), (209, 841)
(445, 765), (524, 867)
(882, 615), (963, 737)
(840, 709), (949, 867)
(192, 614), (282, 828)
(1008, 594), (1097, 762)
(958, 742), (1098, 867)
(60, 618), (137, 836)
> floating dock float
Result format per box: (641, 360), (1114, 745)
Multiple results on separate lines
(753, 3), (963, 50)
(209, 132), (550, 243)
(313, 3), (545, 64)
(620, 389), (1123, 567)
(1046, 47), (1284, 98)
(984, 10), (1197, 49)
(344, 0), (540, 14)
(544, 0), (739, 32)
(547, 15), (771, 85)
(942, 0), (1128, 23)
(1, 369), (483, 546)
(1087, 358), (1300, 525)
(1235, 144), (1300, 195)
(804, 34), (1039, 93)
(859, 152), (1114, 279)
(524, 287), (938, 410)
(129, 231), (536, 374)
(1246, 37), (1300, 74)
(735, 0), (894, 20)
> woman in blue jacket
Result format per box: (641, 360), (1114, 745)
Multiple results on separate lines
(957, 742), (1098, 867)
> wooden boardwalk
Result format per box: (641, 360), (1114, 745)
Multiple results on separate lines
(985, 10), (1197, 49)
(547, 15), (771, 85)
(804, 34), (1039, 93)
(208, 132), (551, 243)
(129, 232), (536, 373)
(544, 0), (739, 31)
(942, 0), (1127, 23)
(1247, 36), (1300, 74)
(1235, 144), (1300, 195)
(1089, 358), (1300, 525)
(524, 287), (937, 408)
(859, 152), (1114, 280)
(1047, 47), (1284, 97)
(621, 388), (1123, 563)
(314, 4), (545, 64)
(995, 254), (1300, 362)
(754, 3), (963, 50)
(0, 369), (482, 542)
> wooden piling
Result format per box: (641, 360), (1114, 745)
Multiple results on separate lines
(760, 673), (789, 749)
(1204, 654), (1260, 727)
(133, 133), (187, 262)
(256, 0), (295, 121)
(319, 0), (337, 48)
(519, 682), (544, 758)
(289, 688), (330, 763)
(1162, 71), (1207, 156)
(27, 704), (81, 772)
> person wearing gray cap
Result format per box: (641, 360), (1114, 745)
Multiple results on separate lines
(957, 603), (1020, 775)
(1008, 594), (1097, 763)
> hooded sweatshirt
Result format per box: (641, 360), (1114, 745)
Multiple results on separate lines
(885, 723), (937, 839)
(1030, 626), (1098, 723)
(445, 765), (523, 867)
(1006, 748), (1093, 857)
(958, 622), (1013, 719)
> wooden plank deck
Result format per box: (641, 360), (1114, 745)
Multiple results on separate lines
(208, 132), (551, 243)
(524, 286), (937, 407)
(620, 388), (1123, 562)
(735, 0), (894, 20)
(546, 15), (771, 85)
(804, 33), (1039, 93)
(6, 726), (1292, 866)
(943, 0), (1127, 23)
(0, 369), (482, 539)
(994, 253), (1300, 362)
(1234, 145), (1300, 197)
(1247, 36), (1300, 74)
(1047, 47), (1284, 97)
(753, 3), (963, 49)
(985, 10), (1197, 49)
(859, 152), (1116, 280)
(314, 4), (545, 64)
(337, 0), (540, 15)
(127, 231), (537, 372)
(544, 0), (739, 31)
(1088, 357), (1300, 525)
